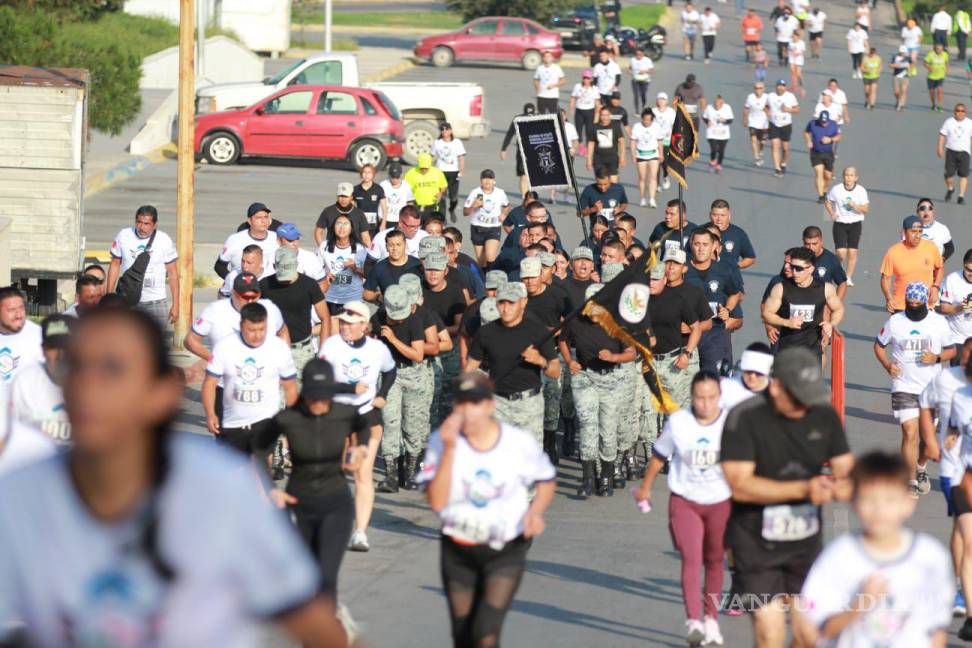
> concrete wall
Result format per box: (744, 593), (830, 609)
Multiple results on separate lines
(139, 36), (265, 90)
(0, 218), (11, 286)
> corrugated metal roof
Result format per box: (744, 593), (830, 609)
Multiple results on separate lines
(0, 66), (88, 88)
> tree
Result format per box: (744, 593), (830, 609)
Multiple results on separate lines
(446, 0), (576, 24)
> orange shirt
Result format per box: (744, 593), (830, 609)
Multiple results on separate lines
(741, 15), (763, 41)
(879, 239), (943, 310)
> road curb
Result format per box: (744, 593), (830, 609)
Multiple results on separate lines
(84, 144), (176, 198)
(363, 58), (417, 82)
(292, 23), (448, 36)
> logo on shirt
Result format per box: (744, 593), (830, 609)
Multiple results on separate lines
(237, 357), (264, 384)
(724, 241), (735, 252)
(0, 347), (19, 382)
(817, 267), (826, 277)
(343, 357), (370, 384)
(463, 468), (506, 508)
(619, 283), (650, 323)
(708, 280), (720, 293)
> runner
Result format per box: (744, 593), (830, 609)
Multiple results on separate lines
(674, 74), (706, 131)
(702, 95), (733, 174)
(719, 342), (773, 409)
(855, 0), (871, 32)
(744, 82), (770, 166)
(654, 92), (677, 190)
(804, 110), (841, 204)
(404, 154), (449, 218)
(320, 212), (369, 325)
(630, 108), (664, 208)
(823, 78), (851, 126)
(353, 164), (387, 237)
(682, 1), (701, 60)
(367, 204), (429, 261)
(939, 250), (972, 347)
(463, 169), (510, 268)
(802, 226), (849, 299)
(587, 106), (626, 184)
(579, 170), (628, 230)
(533, 50), (566, 114)
(890, 45), (912, 111)
(806, 8), (826, 59)
(847, 22), (869, 79)
(431, 123), (466, 222)
(901, 17), (923, 74)
(217, 202), (278, 279)
(636, 371), (729, 647)
(880, 215), (944, 313)
(62, 273), (103, 317)
(315, 185), (371, 249)
(422, 251), (471, 428)
(916, 197), (955, 259)
(926, 42), (950, 111)
(570, 71), (599, 155)
(8, 315), (73, 445)
(788, 29), (807, 97)
(767, 79), (800, 177)
(932, 4), (954, 48)
(752, 42), (769, 82)
(709, 199), (757, 269)
(685, 228), (743, 372)
(741, 7), (763, 61)
(700, 6), (721, 64)
(379, 162), (415, 230)
(861, 47), (882, 109)
(774, 6), (799, 67)
(629, 47), (655, 113)
(649, 198), (699, 255)
(0, 286), (42, 385)
(939, 103), (972, 203)
(417, 372), (555, 648)
(825, 166), (869, 286)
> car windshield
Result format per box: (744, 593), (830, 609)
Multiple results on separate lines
(376, 92), (401, 121)
(265, 59), (305, 85)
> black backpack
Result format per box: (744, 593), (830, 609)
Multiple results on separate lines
(115, 230), (157, 307)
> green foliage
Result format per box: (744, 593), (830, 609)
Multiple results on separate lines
(445, 0), (576, 24)
(619, 5), (666, 30)
(0, 0), (123, 20)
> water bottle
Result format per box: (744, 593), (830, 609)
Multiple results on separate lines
(631, 487), (652, 513)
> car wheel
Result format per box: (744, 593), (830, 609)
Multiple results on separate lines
(521, 49), (542, 70)
(402, 121), (438, 166)
(431, 46), (454, 68)
(203, 132), (240, 165)
(349, 139), (387, 170)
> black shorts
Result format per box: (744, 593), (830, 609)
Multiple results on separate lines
(592, 152), (620, 176)
(470, 224), (502, 246)
(729, 530), (820, 607)
(768, 124), (792, 141)
(749, 127), (768, 140)
(810, 151), (835, 171)
(361, 407), (384, 429)
(440, 533), (531, 589)
(832, 221), (862, 250)
(809, 31), (823, 40)
(744, 39), (760, 47)
(946, 149), (971, 178)
(326, 301), (346, 316)
(928, 77), (944, 90)
(952, 484), (972, 517)
(218, 418), (273, 454)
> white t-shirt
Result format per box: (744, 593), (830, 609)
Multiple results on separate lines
(629, 56), (655, 82)
(931, 10), (953, 31)
(416, 423), (556, 549)
(110, 228), (178, 303)
(320, 243), (368, 304)
(901, 25), (923, 48)
(564, 120), (579, 148)
(919, 220), (952, 256)
(192, 298), (285, 345)
(571, 83), (599, 110)
(0, 435), (318, 647)
(876, 311), (952, 394)
(744, 93), (770, 129)
(652, 408), (731, 505)
(592, 60), (622, 95)
(700, 12), (720, 35)
(800, 532), (953, 648)
(775, 15), (799, 41)
(920, 366), (966, 481)
(654, 106), (676, 143)
(379, 179), (415, 223)
(319, 335), (395, 414)
(219, 230), (278, 276)
(788, 38), (806, 66)
(431, 138), (467, 172)
(767, 91), (798, 127)
(206, 333), (296, 428)
(855, 5), (871, 27)
(702, 104), (733, 140)
(826, 183), (869, 224)
(805, 11), (827, 33)
(534, 63), (565, 99)
(941, 270), (972, 343)
(824, 87), (848, 110)
(681, 9), (701, 33)
(296, 247), (326, 281)
(846, 28), (869, 54)
(464, 187), (509, 228)
(0, 321), (42, 385)
(813, 101), (842, 125)
(953, 384), (972, 470)
(719, 377), (760, 410)
(0, 419), (57, 479)
(940, 117), (972, 154)
(9, 363), (70, 445)
(367, 227), (428, 261)
(631, 121), (663, 159)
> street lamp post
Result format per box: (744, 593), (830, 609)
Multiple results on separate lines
(174, 0), (196, 348)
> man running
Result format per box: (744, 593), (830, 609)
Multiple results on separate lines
(685, 228), (744, 372)
(804, 111), (841, 204)
(880, 215), (944, 313)
(0, 286), (42, 385)
(216, 202), (278, 279)
(767, 80), (800, 177)
(802, 226), (849, 299)
(938, 103), (972, 203)
(709, 199), (756, 269)
(825, 166), (869, 286)
(744, 82), (770, 166)
(916, 197), (955, 259)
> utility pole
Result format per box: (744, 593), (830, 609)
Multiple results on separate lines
(174, 0), (195, 349)
(196, 0), (206, 77)
(325, 0), (333, 51)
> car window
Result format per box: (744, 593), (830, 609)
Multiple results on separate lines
(360, 96), (378, 115)
(376, 92), (400, 121)
(263, 90), (313, 115)
(500, 20), (526, 36)
(526, 22), (539, 34)
(469, 19), (499, 35)
(316, 91), (359, 115)
(292, 60), (343, 85)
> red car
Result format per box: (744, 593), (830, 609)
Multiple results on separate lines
(415, 17), (563, 70)
(194, 85), (404, 169)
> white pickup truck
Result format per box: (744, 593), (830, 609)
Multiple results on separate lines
(195, 52), (489, 164)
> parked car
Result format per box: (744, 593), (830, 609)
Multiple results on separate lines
(414, 17), (563, 70)
(547, 9), (598, 50)
(194, 85), (404, 169)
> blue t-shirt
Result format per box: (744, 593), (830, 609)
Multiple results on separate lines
(649, 220), (699, 254)
(685, 258), (744, 329)
(812, 248), (847, 286)
(579, 183), (628, 227)
(805, 119), (841, 154)
(718, 223), (756, 265)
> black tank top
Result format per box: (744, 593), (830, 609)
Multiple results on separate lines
(777, 279), (825, 350)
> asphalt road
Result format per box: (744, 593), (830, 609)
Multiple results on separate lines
(84, 0), (972, 644)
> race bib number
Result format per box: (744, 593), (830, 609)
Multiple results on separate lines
(761, 503), (820, 542)
(443, 513), (503, 547)
(333, 273), (353, 286)
(637, 146), (657, 158)
(42, 419), (71, 444)
(365, 211), (378, 225)
(684, 447), (718, 468)
(788, 304), (816, 323)
(233, 388), (263, 404)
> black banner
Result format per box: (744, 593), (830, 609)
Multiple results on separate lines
(513, 114), (573, 191)
(666, 102), (699, 189)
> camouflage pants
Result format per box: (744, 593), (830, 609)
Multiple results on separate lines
(432, 346), (460, 428)
(560, 369), (574, 419)
(542, 372), (562, 432)
(495, 390), (544, 444)
(290, 338), (317, 389)
(616, 361), (643, 451)
(381, 362), (434, 461)
(572, 367), (625, 463)
(642, 349), (698, 445)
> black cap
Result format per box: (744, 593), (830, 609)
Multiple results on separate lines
(480, 168), (496, 179)
(247, 202), (271, 218)
(301, 358), (341, 399)
(453, 372), (494, 404)
(772, 348), (831, 406)
(41, 314), (74, 348)
(523, 103), (536, 115)
(611, 91), (621, 99)
(388, 162), (403, 177)
(439, 121), (452, 130)
(233, 272), (260, 295)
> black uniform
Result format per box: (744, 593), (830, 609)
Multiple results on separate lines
(258, 274), (325, 344)
(423, 278), (468, 333)
(561, 316), (626, 370)
(469, 316), (557, 395)
(353, 182), (386, 235)
(776, 279), (826, 353)
(525, 285), (570, 329)
(648, 286), (700, 354)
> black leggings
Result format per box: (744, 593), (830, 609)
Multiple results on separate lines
(703, 35), (716, 59)
(851, 52), (863, 70)
(441, 171), (461, 214)
(574, 108), (595, 145)
(660, 145), (670, 178)
(441, 534), (530, 648)
(709, 139), (727, 164)
(777, 41), (788, 64)
(631, 80), (650, 113)
(292, 488), (355, 598)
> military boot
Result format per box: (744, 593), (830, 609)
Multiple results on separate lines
(602, 461), (615, 496)
(402, 454), (420, 491)
(577, 460), (595, 498)
(624, 447), (639, 481)
(613, 457), (626, 490)
(377, 458), (399, 493)
(562, 416), (577, 459)
(543, 428), (559, 466)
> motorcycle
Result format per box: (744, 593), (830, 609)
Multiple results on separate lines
(603, 24), (666, 61)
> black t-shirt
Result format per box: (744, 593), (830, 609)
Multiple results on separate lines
(666, 281), (710, 345)
(422, 277), (467, 330)
(257, 274), (325, 343)
(721, 395), (849, 556)
(684, 259), (743, 329)
(415, 303), (446, 335)
(255, 401), (366, 499)
(589, 120), (625, 154)
(316, 204), (370, 240)
(469, 316), (557, 393)
(608, 104), (629, 127)
(371, 308), (426, 366)
(364, 257), (422, 293)
(561, 316), (626, 370)
(353, 182), (385, 227)
(648, 286), (700, 354)
(526, 285), (569, 329)
(564, 276), (595, 312)
(459, 299), (484, 339)
(813, 249), (848, 286)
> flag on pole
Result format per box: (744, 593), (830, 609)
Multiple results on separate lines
(513, 113), (575, 191)
(666, 102), (699, 189)
(581, 250), (679, 414)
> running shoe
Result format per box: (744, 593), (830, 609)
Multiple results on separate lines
(703, 616), (724, 646)
(686, 619), (705, 647)
(349, 530), (370, 552)
(755, 157), (765, 167)
(781, 163), (787, 174)
(449, 209), (457, 223)
(650, 198), (657, 208)
(946, 188), (955, 202)
(774, 168), (783, 178)
(847, 277), (854, 287)
(960, 196), (967, 205)
(955, 590), (967, 617)
(337, 604), (360, 643)
(916, 469), (932, 495)
(716, 164), (723, 173)
(662, 177), (671, 190)
(908, 482), (920, 500)
(709, 160), (717, 172)
(960, 617), (972, 641)
(640, 197), (648, 207)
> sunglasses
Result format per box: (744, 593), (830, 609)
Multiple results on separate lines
(791, 264), (812, 272)
(918, 204), (933, 212)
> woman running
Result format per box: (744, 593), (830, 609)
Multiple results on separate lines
(0, 307), (348, 646)
(654, 92), (676, 191)
(319, 213), (368, 331)
(702, 95), (733, 174)
(634, 371), (731, 647)
(569, 70), (600, 157)
(630, 108), (664, 208)
(553, 248), (570, 281)
(861, 46), (882, 110)
(788, 29), (807, 97)
(418, 373), (555, 648)
(431, 122), (466, 221)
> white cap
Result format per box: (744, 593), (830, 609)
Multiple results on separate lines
(657, 92), (669, 101)
(739, 350), (774, 375)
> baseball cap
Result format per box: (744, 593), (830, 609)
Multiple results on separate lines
(41, 314), (74, 349)
(480, 168), (496, 179)
(538, 251), (556, 267)
(584, 283), (604, 301)
(610, 91), (621, 100)
(905, 281), (929, 303)
(601, 262), (625, 283)
(496, 281), (526, 302)
(485, 270), (508, 290)
(388, 162), (403, 178)
(274, 246), (299, 282)
(418, 235), (446, 259)
(776, 79), (787, 86)
(662, 248), (687, 264)
(384, 284), (412, 320)
(520, 257), (542, 279)
(247, 202), (271, 218)
(582, 69), (594, 78)
(571, 246), (594, 261)
(657, 91), (669, 101)
(398, 273), (423, 305)
(453, 372), (495, 403)
(301, 358), (340, 400)
(903, 214), (922, 230)
(276, 223), (301, 241)
(233, 271), (260, 295)
(479, 297), (500, 323)
(423, 251), (448, 271)
(337, 182), (354, 197)
(336, 301), (370, 324)
(649, 262), (666, 280)
(439, 121), (453, 130)
(818, 110), (830, 122)
(417, 153), (433, 168)
(771, 347), (830, 406)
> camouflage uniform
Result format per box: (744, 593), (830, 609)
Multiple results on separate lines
(290, 338), (317, 389)
(642, 348), (698, 444)
(381, 362), (435, 461)
(432, 347), (460, 428)
(495, 392), (544, 443)
(573, 365), (626, 462)
(616, 360), (643, 451)
(542, 372), (562, 434)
